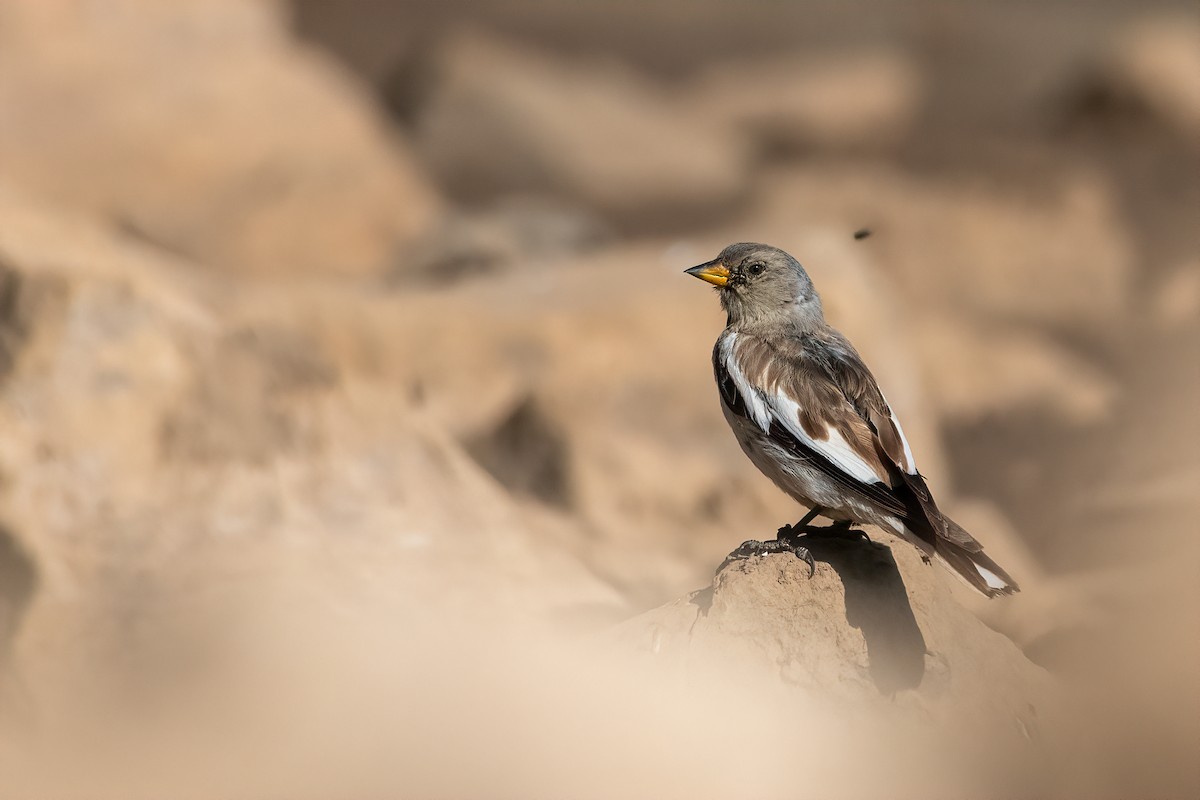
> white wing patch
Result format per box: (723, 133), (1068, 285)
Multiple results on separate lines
(975, 565), (1010, 591)
(721, 333), (886, 486)
(878, 389), (918, 476)
(719, 333), (772, 431)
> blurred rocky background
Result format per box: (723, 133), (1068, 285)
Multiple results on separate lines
(0, 0), (1196, 797)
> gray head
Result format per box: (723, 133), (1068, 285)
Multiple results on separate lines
(685, 242), (823, 328)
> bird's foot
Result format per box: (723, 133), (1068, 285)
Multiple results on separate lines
(780, 519), (872, 543)
(717, 536), (815, 578)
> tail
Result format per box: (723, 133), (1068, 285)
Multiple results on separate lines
(932, 515), (1019, 598)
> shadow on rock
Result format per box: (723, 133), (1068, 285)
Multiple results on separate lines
(804, 536), (927, 693)
(700, 534), (928, 694)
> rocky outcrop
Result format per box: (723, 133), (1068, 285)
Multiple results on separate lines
(618, 533), (1052, 728)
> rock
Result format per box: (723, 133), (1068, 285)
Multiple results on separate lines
(1149, 260), (1200, 331)
(159, 325), (340, 464)
(0, 532), (1059, 800)
(1063, 13), (1200, 142)
(1112, 14), (1200, 138)
(0, 184), (625, 730)
(405, 31), (749, 230)
(914, 313), (1117, 427)
(391, 196), (612, 285)
(0, 0), (442, 278)
(690, 48), (922, 153)
(617, 533), (1053, 730)
(465, 394), (575, 509)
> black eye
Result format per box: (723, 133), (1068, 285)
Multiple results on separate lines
(748, 262), (765, 276)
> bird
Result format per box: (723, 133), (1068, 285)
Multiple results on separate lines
(685, 242), (1018, 597)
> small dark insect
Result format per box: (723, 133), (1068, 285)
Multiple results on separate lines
(853, 228), (872, 241)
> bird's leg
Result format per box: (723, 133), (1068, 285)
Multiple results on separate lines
(772, 506), (829, 544)
(778, 507), (872, 543)
(772, 506), (823, 538)
(795, 519), (873, 543)
(792, 506), (824, 529)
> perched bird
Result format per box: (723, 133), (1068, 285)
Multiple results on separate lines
(686, 243), (1018, 597)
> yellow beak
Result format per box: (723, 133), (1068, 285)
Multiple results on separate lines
(685, 259), (731, 287)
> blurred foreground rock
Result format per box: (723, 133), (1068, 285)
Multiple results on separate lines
(619, 535), (1052, 732)
(0, 0), (441, 278)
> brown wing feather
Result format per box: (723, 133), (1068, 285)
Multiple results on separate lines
(738, 331), (949, 553)
(811, 332), (950, 550)
(734, 335), (894, 483)
(715, 340), (907, 518)
(811, 331), (912, 474)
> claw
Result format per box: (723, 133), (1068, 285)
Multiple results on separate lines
(776, 524), (801, 546)
(716, 538), (790, 574)
(793, 545), (816, 578)
(717, 536), (817, 579)
(719, 516), (871, 577)
(846, 527), (872, 543)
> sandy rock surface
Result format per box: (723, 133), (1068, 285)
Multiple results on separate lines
(619, 535), (1051, 723)
(602, 535), (1059, 799)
